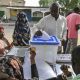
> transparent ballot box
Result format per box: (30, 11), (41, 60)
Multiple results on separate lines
(30, 36), (60, 64)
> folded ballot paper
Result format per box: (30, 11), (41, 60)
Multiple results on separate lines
(31, 30), (50, 41)
(41, 31), (50, 40)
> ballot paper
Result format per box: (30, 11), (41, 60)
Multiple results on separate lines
(31, 27), (50, 41)
(41, 31), (50, 40)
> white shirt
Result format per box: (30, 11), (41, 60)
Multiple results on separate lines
(34, 14), (67, 39)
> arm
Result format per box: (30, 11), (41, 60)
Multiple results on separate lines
(76, 14), (80, 30)
(76, 24), (80, 30)
(31, 18), (45, 37)
(2, 37), (11, 50)
(35, 18), (45, 30)
(30, 47), (36, 64)
(3, 37), (10, 45)
(22, 26), (31, 45)
(61, 18), (67, 40)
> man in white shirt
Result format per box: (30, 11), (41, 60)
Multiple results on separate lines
(30, 2), (67, 80)
(33, 2), (67, 53)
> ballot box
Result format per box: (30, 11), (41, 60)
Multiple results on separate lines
(30, 36), (60, 64)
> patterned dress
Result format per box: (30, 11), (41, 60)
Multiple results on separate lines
(13, 21), (31, 46)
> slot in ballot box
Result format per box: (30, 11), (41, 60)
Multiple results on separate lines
(30, 36), (60, 64)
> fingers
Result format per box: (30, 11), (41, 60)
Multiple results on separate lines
(10, 59), (20, 70)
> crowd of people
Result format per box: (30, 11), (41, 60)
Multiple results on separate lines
(0, 2), (80, 80)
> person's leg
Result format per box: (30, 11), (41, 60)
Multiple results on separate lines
(65, 38), (77, 54)
(69, 38), (77, 54)
(63, 39), (68, 54)
(65, 39), (71, 54)
(57, 46), (62, 54)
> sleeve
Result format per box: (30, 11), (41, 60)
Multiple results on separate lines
(75, 15), (80, 30)
(3, 37), (10, 46)
(61, 18), (67, 40)
(35, 18), (45, 30)
(31, 17), (45, 38)
(76, 14), (80, 25)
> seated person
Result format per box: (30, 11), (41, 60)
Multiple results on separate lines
(0, 55), (23, 80)
(0, 47), (38, 80)
(0, 31), (11, 56)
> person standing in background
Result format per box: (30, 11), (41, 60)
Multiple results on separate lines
(65, 7), (80, 54)
(62, 11), (73, 54)
(32, 2), (67, 54)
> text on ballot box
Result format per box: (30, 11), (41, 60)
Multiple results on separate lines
(30, 36), (60, 64)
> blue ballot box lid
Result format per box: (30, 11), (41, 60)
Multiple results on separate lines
(30, 36), (60, 45)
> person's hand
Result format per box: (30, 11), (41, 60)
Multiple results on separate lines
(61, 39), (66, 46)
(76, 24), (80, 31)
(76, 26), (79, 30)
(10, 59), (20, 70)
(34, 30), (42, 37)
(30, 47), (36, 59)
(5, 45), (12, 50)
(30, 47), (36, 64)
